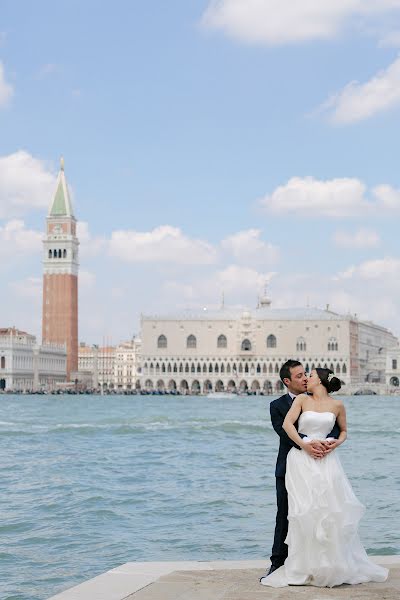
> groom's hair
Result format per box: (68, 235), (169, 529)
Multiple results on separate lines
(280, 360), (302, 385)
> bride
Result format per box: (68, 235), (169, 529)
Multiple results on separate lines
(261, 368), (388, 588)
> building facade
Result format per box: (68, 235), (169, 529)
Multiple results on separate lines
(385, 346), (400, 390)
(0, 327), (67, 391)
(140, 300), (398, 394)
(78, 338), (141, 390)
(42, 158), (79, 380)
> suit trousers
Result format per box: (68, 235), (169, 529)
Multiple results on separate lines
(270, 476), (288, 568)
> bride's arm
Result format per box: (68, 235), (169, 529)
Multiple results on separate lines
(282, 395), (312, 451)
(325, 403), (347, 450)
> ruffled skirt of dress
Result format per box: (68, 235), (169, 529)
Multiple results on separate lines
(261, 448), (389, 588)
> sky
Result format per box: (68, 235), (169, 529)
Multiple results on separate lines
(1, 0), (400, 344)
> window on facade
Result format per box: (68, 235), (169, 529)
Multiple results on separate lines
(157, 335), (167, 349)
(267, 334), (277, 348)
(328, 337), (338, 351)
(0, 356), (5, 369)
(393, 359), (398, 370)
(63, 249), (67, 258)
(342, 364), (347, 374)
(48, 249), (52, 259)
(217, 334), (227, 348)
(241, 339), (252, 351)
(296, 337), (306, 352)
(187, 335), (197, 349)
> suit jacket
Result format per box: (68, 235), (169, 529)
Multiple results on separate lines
(270, 393), (340, 478)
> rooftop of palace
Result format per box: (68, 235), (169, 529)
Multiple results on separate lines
(143, 306), (358, 323)
(141, 306), (395, 334)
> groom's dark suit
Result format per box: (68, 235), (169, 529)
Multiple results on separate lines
(269, 392), (340, 568)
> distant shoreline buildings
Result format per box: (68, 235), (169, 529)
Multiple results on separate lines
(139, 291), (399, 395)
(1, 158), (400, 394)
(0, 328), (66, 391)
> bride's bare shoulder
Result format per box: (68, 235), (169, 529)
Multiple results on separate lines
(331, 397), (345, 410)
(295, 393), (308, 404)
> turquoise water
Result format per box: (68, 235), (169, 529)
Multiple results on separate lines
(0, 394), (399, 600)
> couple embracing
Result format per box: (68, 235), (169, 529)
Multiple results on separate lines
(260, 360), (388, 588)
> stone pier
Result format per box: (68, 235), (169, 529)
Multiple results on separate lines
(48, 556), (399, 600)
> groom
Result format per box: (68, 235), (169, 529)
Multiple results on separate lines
(264, 359), (340, 578)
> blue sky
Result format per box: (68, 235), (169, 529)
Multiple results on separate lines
(1, 1), (400, 343)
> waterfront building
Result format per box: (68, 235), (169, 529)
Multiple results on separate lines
(78, 338), (141, 390)
(385, 346), (400, 390)
(78, 344), (115, 390)
(0, 327), (66, 391)
(140, 296), (398, 394)
(114, 338), (142, 390)
(42, 158), (79, 380)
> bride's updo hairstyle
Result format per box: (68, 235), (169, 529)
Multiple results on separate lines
(316, 368), (342, 393)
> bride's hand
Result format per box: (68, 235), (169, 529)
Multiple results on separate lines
(322, 439), (340, 453)
(302, 440), (326, 459)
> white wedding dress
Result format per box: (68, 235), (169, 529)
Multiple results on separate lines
(261, 411), (389, 588)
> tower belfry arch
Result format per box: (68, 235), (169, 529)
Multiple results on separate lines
(42, 158), (79, 379)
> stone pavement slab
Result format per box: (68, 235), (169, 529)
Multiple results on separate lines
(127, 566), (400, 600)
(47, 557), (399, 600)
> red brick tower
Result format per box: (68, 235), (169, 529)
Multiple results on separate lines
(42, 158), (79, 380)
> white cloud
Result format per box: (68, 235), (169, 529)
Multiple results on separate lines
(321, 56), (400, 124)
(202, 1), (400, 46)
(0, 61), (13, 107)
(333, 228), (380, 248)
(373, 184), (400, 209)
(221, 229), (279, 265)
(109, 225), (218, 265)
(260, 176), (367, 217)
(77, 221), (106, 257)
(215, 264), (275, 294)
(162, 265), (276, 311)
(260, 176), (400, 217)
(0, 219), (42, 259)
(9, 276), (42, 300)
(0, 151), (56, 218)
(379, 30), (400, 47)
(337, 257), (400, 280)
(80, 269), (96, 288)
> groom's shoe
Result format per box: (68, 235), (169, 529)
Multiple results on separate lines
(259, 564), (279, 582)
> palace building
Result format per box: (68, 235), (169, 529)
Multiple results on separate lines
(0, 327), (66, 391)
(42, 158), (79, 380)
(140, 294), (397, 394)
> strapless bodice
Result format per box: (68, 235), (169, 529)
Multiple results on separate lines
(298, 411), (336, 439)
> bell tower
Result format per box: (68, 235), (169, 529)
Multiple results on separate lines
(42, 158), (79, 379)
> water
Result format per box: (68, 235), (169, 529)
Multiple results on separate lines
(0, 394), (399, 600)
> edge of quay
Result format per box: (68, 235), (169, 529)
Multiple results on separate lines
(47, 556), (400, 600)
